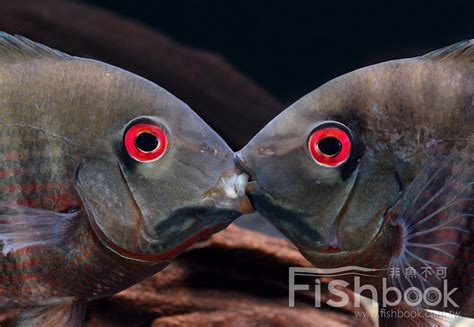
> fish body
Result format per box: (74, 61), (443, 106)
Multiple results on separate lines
(238, 41), (473, 323)
(0, 33), (247, 325)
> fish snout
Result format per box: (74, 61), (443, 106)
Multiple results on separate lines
(204, 169), (254, 214)
(218, 172), (248, 199)
(234, 151), (260, 193)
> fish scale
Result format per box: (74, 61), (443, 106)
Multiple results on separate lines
(0, 137), (164, 304)
(1, 212), (166, 307)
(238, 39), (474, 324)
(0, 103), (145, 307)
(0, 33), (246, 326)
(0, 127), (74, 196)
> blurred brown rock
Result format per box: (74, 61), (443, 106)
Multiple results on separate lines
(0, 0), (283, 149)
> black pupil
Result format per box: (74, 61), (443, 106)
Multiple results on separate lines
(135, 132), (159, 152)
(318, 137), (342, 156)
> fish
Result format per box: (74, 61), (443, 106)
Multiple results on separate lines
(0, 33), (250, 326)
(236, 40), (473, 324)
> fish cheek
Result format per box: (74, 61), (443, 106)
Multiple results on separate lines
(336, 158), (401, 251)
(247, 148), (353, 247)
(75, 158), (153, 256)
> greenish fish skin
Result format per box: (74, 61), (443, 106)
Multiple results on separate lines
(238, 40), (473, 321)
(0, 33), (248, 325)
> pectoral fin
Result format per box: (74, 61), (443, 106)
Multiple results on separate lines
(12, 298), (86, 327)
(0, 202), (79, 255)
(388, 153), (473, 296)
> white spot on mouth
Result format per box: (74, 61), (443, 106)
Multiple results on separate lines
(219, 173), (249, 199)
(235, 173), (249, 197)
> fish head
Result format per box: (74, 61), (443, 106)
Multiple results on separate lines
(76, 70), (251, 262)
(236, 91), (394, 257)
(237, 48), (473, 262)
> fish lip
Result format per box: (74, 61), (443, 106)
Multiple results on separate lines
(218, 172), (249, 199)
(203, 169), (255, 214)
(234, 151), (258, 182)
(233, 151), (261, 212)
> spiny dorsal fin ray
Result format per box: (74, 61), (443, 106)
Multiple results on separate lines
(0, 32), (70, 62)
(422, 39), (474, 62)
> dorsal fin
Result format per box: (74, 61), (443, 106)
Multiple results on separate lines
(422, 39), (474, 62)
(0, 32), (70, 62)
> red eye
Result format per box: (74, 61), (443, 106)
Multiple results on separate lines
(124, 123), (168, 162)
(308, 126), (351, 167)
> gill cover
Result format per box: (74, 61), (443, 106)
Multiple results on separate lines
(76, 159), (155, 260)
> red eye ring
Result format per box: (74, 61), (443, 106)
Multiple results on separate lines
(124, 123), (168, 162)
(308, 126), (351, 167)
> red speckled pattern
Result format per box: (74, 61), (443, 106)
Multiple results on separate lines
(0, 126), (167, 308)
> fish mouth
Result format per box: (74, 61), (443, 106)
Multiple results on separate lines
(234, 151), (261, 201)
(202, 167), (255, 214)
(234, 152), (257, 182)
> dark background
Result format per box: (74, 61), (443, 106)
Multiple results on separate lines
(83, 0), (473, 103)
